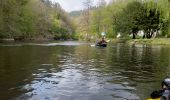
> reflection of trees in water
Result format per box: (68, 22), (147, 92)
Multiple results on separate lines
(73, 44), (170, 99)
(1, 43), (170, 100)
(114, 44), (157, 67)
(155, 46), (170, 77)
(105, 43), (170, 99)
(112, 44), (167, 76)
(74, 45), (109, 73)
(0, 45), (76, 99)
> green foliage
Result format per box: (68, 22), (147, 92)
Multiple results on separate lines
(69, 11), (82, 18)
(1, 0), (170, 40)
(116, 1), (145, 36)
(53, 29), (69, 40)
(74, 0), (170, 40)
(15, 3), (36, 38)
(156, 0), (170, 37)
(0, 0), (75, 40)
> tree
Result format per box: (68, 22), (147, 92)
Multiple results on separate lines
(156, 0), (170, 37)
(91, 0), (106, 37)
(74, 0), (170, 39)
(0, 0), (3, 37)
(115, 1), (145, 39)
(81, 0), (93, 40)
(142, 0), (170, 38)
(142, 7), (160, 38)
(0, 0), (75, 40)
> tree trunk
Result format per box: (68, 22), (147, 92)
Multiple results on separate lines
(143, 33), (146, 39)
(132, 33), (136, 39)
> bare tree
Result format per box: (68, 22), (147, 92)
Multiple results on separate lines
(96, 0), (106, 35)
(82, 0), (93, 41)
(0, 0), (3, 30)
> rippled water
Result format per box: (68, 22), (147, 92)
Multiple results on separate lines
(0, 41), (170, 100)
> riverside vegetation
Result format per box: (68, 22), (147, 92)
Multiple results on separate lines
(0, 0), (75, 40)
(1, 0), (170, 43)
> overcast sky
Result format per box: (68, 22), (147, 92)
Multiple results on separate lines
(51, 0), (112, 12)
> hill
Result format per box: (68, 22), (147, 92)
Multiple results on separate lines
(69, 10), (82, 18)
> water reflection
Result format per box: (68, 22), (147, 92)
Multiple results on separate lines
(0, 42), (170, 100)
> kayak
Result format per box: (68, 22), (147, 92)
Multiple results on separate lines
(147, 98), (160, 100)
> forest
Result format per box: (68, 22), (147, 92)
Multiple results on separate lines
(0, 0), (170, 40)
(75, 0), (170, 40)
(0, 0), (75, 40)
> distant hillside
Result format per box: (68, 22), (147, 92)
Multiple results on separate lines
(69, 6), (99, 18)
(69, 10), (82, 17)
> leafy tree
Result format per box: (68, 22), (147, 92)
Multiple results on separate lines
(81, 0), (93, 40)
(115, 1), (145, 39)
(0, 0), (75, 40)
(115, 0), (164, 39)
(142, 7), (160, 38)
(90, 0), (106, 37)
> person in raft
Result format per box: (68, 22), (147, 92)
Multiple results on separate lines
(98, 37), (107, 45)
(149, 77), (170, 100)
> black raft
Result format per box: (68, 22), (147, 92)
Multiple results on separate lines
(96, 37), (107, 47)
(96, 42), (107, 47)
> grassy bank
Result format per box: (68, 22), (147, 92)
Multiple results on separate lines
(127, 38), (170, 45)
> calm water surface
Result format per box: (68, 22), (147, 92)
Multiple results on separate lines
(0, 41), (170, 100)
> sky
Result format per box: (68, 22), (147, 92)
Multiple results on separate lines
(51, 0), (112, 12)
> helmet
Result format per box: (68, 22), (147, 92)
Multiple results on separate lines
(161, 78), (170, 100)
(162, 78), (170, 89)
(161, 90), (170, 100)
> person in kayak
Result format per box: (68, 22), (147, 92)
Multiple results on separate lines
(149, 77), (170, 100)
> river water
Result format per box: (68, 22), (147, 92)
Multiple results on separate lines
(0, 41), (170, 100)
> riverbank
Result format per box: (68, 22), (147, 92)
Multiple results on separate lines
(127, 38), (170, 45)
(0, 37), (76, 42)
(1, 38), (170, 45)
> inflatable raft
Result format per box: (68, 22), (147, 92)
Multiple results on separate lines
(147, 98), (160, 100)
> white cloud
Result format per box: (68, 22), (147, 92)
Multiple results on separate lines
(51, 0), (112, 12)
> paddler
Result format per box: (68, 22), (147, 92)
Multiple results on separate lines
(147, 77), (170, 100)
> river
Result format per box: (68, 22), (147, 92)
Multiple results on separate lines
(0, 41), (170, 100)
